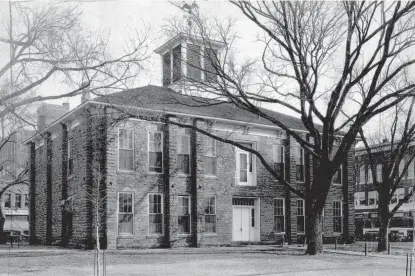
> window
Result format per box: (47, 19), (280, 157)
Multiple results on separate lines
(297, 199), (305, 233)
(162, 52), (171, 86)
(149, 132), (163, 173)
(273, 145), (285, 180)
(187, 43), (202, 81)
(24, 194), (29, 208)
(149, 194), (163, 234)
(358, 191), (366, 205)
(118, 192), (133, 235)
(204, 136), (216, 176)
(367, 167), (373, 183)
(274, 198), (285, 233)
(119, 129), (134, 171)
(359, 165), (365, 184)
(333, 165), (342, 185)
(368, 191), (377, 205)
(15, 193), (21, 208)
(236, 143), (256, 186)
(4, 193), (11, 208)
(408, 160), (415, 179)
(172, 45), (182, 82)
(177, 134), (190, 174)
(333, 201), (342, 233)
(376, 164), (382, 182)
(204, 196), (216, 233)
(178, 196), (190, 234)
(204, 48), (218, 82)
(399, 161), (405, 179)
(68, 138), (74, 175)
(322, 208), (325, 232)
(295, 147), (305, 182)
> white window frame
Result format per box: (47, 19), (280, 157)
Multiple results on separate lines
(204, 195), (216, 233)
(117, 192), (134, 236)
(235, 142), (257, 186)
(148, 193), (163, 235)
(118, 128), (134, 172)
(178, 195), (191, 234)
(359, 165), (365, 184)
(177, 134), (190, 175)
(274, 198), (285, 234)
(333, 165), (343, 186)
(273, 144), (285, 180)
(204, 136), (217, 176)
(333, 201), (343, 233)
(148, 131), (163, 173)
(295, 146), (305, 182)
(297, 199), (305, 233)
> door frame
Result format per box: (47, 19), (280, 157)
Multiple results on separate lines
(232, 197), (260, 242)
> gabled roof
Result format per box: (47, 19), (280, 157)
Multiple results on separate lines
(94, 85), (320, 132)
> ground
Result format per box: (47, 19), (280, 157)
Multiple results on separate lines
(0, 245), (410, 276)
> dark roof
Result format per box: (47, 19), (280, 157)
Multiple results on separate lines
(94, 85), (319, 132)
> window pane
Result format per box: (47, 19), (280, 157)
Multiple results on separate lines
(296, 165), (304, 181)
(149, 214), (163, 234)
(4, 193), (11, 208)
(15, 194), (21, 208)
(177, 154), (190, 174)
(178, 215), (190, 233)
(297, 216), (305, 232)
(118, 214), (133, 234)
(187, 43), (202, 81)
(205, 215), (216, 232)
(275, 216), (285, 233)
(163, 52), (171, 86)
(204, 156), (216, 175)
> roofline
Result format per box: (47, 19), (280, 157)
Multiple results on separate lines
(24, 99), (346, 144)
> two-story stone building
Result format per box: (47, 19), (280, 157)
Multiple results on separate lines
(25, 35), (355, 249)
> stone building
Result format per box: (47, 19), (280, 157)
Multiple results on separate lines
(25, 35), (355, 249)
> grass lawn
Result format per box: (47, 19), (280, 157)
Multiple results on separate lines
(0, 249), (409, 276)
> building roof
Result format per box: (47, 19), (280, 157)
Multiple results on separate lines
(94, 85), (319, 132)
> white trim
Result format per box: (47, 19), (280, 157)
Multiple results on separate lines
(148, 193), (164, 235)
(148, 131), (164, 174)
(274, 197), (285, 234)
(118, 128), (135, 172)
(117, 192), (134, 236)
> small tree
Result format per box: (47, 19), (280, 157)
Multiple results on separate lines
(359, 97), (415, 252)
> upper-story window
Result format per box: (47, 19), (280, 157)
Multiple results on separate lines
(163, 45), (182, 86)
(376, 164), (383, 182)
(3, 193), (11, 208)
(118, 129), (134, 171)
(409, 160), (415, 179)
(177, 134), (190, 175)
(187, 43), (202, 82)
(24, 194), (29, 208)
(333, 165), (342, 185)
(235, 142), (256, 186)
(359, 165), (365, 184)
(15, 193), (22, 208)
(273, 144), (285, 180)
(149, 132), (163, 173)
(295, 147), (305, 182)
(367, 166), (373, 183)
(68, 138), (74, 176)
(203, 48), (218, 83)
(204, 136), (217, 176)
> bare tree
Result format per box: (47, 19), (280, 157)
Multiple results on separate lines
(158, 1), (415, 254)
(359, 98), (415, 252)
(0, 1), (150, 125)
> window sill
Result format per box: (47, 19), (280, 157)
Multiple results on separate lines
(177, 173), (190, 178)
(274, 232), (286, 235)
(296, 181), (305, 184)
(236, 183), (257, 187)
(204, 175), (217, 179)
(332, 183), (342, 186)
(177, 234), (191, 237)
(146, 234), (164, 239)
(67, 175), (74, 180)
(117, 170), (136, 175)
(147, 171), (163, 176)
(117, 234), (134, 239)
(203, 233), (218, 237)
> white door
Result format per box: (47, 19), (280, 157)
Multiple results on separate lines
(233, 207), (251, 242)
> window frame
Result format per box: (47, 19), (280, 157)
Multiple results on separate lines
(273, 144), (285, 180)
(332, 165), (343, 186)
(117, 192), (134, 236)
(148, 193), (163, 235)
(204, 136), (217, 176)
(118, 128), (134, 172)
(148, 131), (164, 173)
(24, 194), (29, 208)
(15, 193), (22, 209)
(274, 198), (285, 234)
(296, 199), (305, 233)
(4, 193), (11, 208)
(177, 195), (191, 235)
(333, 201), (343, 233)
(68, 137), (74, 176)
(204, 195), (216, 234)
(177, 134), (191, 175)
(295, 146), (305, 182)
(235, 142), (256, 186)
(376, 164), (383, 182)
(359, 165), (365, 184)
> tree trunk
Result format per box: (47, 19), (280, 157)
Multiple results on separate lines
(305, 210), (323, 255)
(377, 195), (390, 252)
(0, 206), (5, 244)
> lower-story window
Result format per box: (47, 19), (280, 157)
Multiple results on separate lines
(274, 198), (285, 233)
(297, 199), (305, 233)
(333, 201), (342, 233)
(178, 196), (190, 234)
(149, 194), (163, 234)
(204, 195), (216, 233)
(118, 192), (133, 235)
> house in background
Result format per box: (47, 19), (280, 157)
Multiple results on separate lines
(25, 35), (355, 249)
(355, 144), (415, 239)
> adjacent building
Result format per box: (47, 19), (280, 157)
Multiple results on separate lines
(25, 35), (355, 249)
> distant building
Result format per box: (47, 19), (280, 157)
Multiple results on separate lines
(355, 145), (415, 239)
(25, 35), (355, 249)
